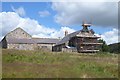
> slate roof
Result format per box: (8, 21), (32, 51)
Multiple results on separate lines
(2, 27), (60, 44)
(7, 38), (36, 44)
(55, 30), (99, 46)
(7, 38), (60, 44)
(32, 38), (60, 44)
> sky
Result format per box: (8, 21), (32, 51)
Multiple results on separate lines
(0, 0), (120, 44)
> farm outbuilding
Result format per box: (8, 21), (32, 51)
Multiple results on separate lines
(53, 23), (102, 53)
(0, 27), (60, 51)
(1, 22), (102, 53)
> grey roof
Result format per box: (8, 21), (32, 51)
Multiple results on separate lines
(7, 38), (60, 44)
(3, 27), (60, 44)
(7, 38), (36, 44)
(55, 30), (80, 45)
(55, 30), (99, 46)
(32, 38), (60, 44)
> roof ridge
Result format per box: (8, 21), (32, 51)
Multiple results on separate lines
(32, 37), (60, 40)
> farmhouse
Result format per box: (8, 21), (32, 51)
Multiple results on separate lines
(0, 27), (60, 50)
(1, 22), (102, 53)
(52, 23), (102, 53)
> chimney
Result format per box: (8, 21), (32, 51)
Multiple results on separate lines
(65, 30), (68, 36)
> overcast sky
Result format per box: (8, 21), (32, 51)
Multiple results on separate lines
(0, 0), (119, 44)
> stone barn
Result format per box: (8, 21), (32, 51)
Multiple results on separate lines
(0, 27), (60, 51)
(53, 23), (102, 53)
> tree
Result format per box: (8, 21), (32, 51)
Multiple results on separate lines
(109, 42), (120, 53)
(98, 39), (109, 52)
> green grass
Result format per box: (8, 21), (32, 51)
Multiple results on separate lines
(2, 49), (119, 78)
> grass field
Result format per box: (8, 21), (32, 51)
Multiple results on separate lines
(2, 49), (119, 78)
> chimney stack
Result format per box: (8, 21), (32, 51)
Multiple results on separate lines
(65, 30), (68, 36)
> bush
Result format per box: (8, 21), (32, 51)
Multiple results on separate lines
(98, 39), (109, 52)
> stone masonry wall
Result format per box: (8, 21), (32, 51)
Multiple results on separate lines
(8, 43), (36, 50)
(7, 43), (54, 51)
(6, 28), (32, 39)
(37, 43), (54, 51)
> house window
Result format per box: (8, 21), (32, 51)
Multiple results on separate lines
(41, 46), (47, 48)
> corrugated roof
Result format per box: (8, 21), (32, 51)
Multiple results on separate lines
(7, 38), (60, 44)
(55, 30), (99, 46)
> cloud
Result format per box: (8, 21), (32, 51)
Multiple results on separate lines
(1, 12), (119, 45)
(38, 10), (50, 17)
(11, 6), (26, 16)
(33, 26), (75, 39)
(101, 28), (119, 45)
(0, 12), (74, 40)
(1, 12), (20, 35)
(1, 12), (55, 38)
(96, 28), (119, 44)
(50, 26), (75, 39)
(52, 2), (118, 27)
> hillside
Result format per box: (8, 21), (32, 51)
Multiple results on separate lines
(108, 42), (120, 53)
(2, 49), (118, 78)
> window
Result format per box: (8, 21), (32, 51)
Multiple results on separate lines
(41, 46), (47, 48)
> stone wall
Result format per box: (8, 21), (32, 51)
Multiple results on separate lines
(7, 43), (54, 51)
(37, 43), (54, 51)
(8, 43), (36, 50)
(62, 48), (72, 52)
(6, 28), (32, 39)
(1, 27), (57, 51)
(52, 44), (65, 52)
